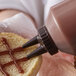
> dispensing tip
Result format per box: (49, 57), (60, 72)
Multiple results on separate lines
(22, 35), (39, 48)
(26, 46), (47, 59)
(23, 26), (58, 59)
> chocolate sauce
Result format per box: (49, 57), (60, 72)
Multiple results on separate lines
(0, 38), (28, 76)
(74, 56), (76, 69)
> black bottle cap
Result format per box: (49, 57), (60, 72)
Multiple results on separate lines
(38, 26), (58, 55)
(22, 26), (58, 59)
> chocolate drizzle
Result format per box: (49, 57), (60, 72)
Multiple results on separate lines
(0, 38), (28, 76)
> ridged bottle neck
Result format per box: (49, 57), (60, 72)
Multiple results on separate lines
(38, 26), (58, 55)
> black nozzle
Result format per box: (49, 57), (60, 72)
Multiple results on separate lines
(22, 35), (39, 48)
(23, 26), (58, 59)
(26, 46), (47, 59)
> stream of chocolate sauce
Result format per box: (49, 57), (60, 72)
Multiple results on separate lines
(0, 38), (28, 76)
